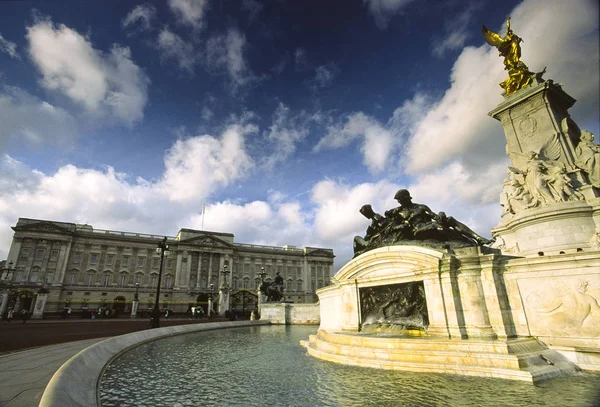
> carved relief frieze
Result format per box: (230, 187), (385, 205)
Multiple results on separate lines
(518, 277), (600, 338)
(518, 114), (538, 139)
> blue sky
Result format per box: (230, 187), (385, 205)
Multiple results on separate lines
(0, 0), (598, 270)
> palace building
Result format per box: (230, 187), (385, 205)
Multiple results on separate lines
(0, 218), (335, 318)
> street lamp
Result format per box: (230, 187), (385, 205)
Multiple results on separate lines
(134, 282), (140, 301)
(149, 237), (169, 329)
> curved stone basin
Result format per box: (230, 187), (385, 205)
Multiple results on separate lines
(99, 325), (600, 407)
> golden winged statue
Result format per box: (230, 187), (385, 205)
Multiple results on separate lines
(482, 17), (533, 95)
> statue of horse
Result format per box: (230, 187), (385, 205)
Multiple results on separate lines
(260, 281), (285, 302)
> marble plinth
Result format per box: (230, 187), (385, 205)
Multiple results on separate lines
(301, 330), (579, 383)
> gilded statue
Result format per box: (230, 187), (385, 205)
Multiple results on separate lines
(482, 17), (533, 95)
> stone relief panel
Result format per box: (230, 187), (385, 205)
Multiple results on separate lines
(359, 281), (429, 334)
(518, 276), (600, 338)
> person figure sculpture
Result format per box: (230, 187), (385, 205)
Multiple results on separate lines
(575, 130), (600, 188)
(387, 189), (492, 245)
(353, 189), (492, 257)
(353, 204), (387, 254)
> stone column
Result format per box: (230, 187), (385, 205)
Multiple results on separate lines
(207, 253), (213, 286)
(454, 253), (497, 340)
(55, 241), (72, 285)
(32, 291), (49, 320)
(0, 291), (9, 317)
(422, 272), (451, 338)
(175, 250), (183, 286)
(6, 238), (22, 271)
(196, 252), (203, 288)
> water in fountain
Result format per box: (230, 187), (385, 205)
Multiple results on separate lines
(99, 325), (600, 407)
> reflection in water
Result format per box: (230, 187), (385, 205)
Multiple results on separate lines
(100, 326), (600, 407)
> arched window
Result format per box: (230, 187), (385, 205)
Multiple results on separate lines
(165, 275), (172, 289)
(189, 275), (196, 288)
(232, 277), (238, 290)
(297, 279), (303, 291)
(286, 279), (292, 291)
(87, 273), (95, 286)
(243, 277), (249, 289)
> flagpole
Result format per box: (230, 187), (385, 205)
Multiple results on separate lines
(201, 204), (206, 231)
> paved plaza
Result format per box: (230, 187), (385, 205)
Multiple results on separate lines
(0, 317), (229, 407)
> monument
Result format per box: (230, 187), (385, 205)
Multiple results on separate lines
(302, 18), (600, 383)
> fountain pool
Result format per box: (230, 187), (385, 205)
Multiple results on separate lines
(99, 325), (600, 406)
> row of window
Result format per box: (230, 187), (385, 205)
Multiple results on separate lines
(67, 272), (174, 289)
(19, 248), (60, 262)
(71, 253), (174, 269)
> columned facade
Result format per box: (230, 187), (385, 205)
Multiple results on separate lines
(0, 218), (334, 317)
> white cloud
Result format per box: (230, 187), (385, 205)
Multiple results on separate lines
(0, 86), (77, 150)
(403, 0), (599, 174)
(261, 103), (310, 170)
(26, 17), (149, 125)
(205, 29), (253, 89)
(314, 112), (394, 174)
(157, 123), (256, 202)
(122, 4), (156, 32)
(0, 33), (20, 59)
(168, 0), (209, 30)
(363, 0), (415, 29)
(157, 27), (196, 74)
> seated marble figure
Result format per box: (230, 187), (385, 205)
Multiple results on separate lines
(353, 189), (491, 257)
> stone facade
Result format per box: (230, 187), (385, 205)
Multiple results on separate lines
(0, 218), (334, 317)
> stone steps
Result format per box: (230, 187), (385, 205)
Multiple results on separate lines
(301, 330), (581, 383)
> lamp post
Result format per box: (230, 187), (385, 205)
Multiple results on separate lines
(131, 282), (140, 318)
(149, 237), (169, 329)
(0, 261), (15, 317)
(218, 265), (230, 316)
(257, 267), (267, 305)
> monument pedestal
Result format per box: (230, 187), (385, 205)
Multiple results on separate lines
(309, 245), (599, 381)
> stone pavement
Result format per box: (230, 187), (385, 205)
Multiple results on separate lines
(0, 338), (107, 407)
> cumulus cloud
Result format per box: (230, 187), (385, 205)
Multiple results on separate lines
(157, 122), (256, 202)
(122, 4), (156, 32)
(0, 33), (20, 59)
(404, 0), (599, 174)
(0, 86), (77, 150)
(314, 112), (394, 174)
(157, 27), (196, 73)
(168, 0), (209, 30)
(27, 17), (149, 125)
(363, 0), (415, 29)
